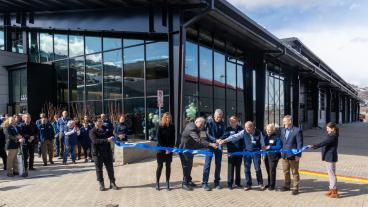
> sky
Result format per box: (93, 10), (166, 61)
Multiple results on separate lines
(228, 0), (368, 87)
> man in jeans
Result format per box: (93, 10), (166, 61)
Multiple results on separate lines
(57, 111), (70, 159)
(220, 121), (266, 191)
(202, 109), (225, 191)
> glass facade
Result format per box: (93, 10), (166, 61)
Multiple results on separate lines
(24, 29), (168, 139)
(183, 35), (246, 124)
(264, 63), (285, 128)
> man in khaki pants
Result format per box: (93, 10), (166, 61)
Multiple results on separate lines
(279, 115), (303, 195)
(38, 118), (55, 166)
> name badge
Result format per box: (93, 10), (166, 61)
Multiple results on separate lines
(269, 140), (275, 144)
(252, 141), (256, 144)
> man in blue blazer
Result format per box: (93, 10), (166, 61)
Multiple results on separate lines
(280, 115), (303, 195)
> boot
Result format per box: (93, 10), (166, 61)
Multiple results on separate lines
(325, 188), (333, 196)
(155, 181), (160, 191)
(99, 181), (106, 191)
(166, 181), (170, 191)
(110, 181), (118, 190)
(329, 188), (339, 198)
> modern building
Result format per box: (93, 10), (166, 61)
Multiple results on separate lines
(0, 0), (360, 141)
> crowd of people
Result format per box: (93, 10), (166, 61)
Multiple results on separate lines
(0, 108), (340, 198)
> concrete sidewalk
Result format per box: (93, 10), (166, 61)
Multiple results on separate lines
(1, 122), (368, 207)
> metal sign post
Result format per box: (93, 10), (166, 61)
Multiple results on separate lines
(157, 90), (164, 119)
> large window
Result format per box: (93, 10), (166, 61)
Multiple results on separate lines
(28, 31), (39, 62)
(10, 69), (27, 103)
(214, 51), (226, 114)
(11, 29), (23, 53)
(226, 61), (237, 120)
(40, 32), (53, 62)
(69, 35), (84, 57)
(183, 38), (246, 124)
(70, 56), (85, 101)
(103, 50), (122, 100)
(55, 60), (68, 103)
(86, 53), (102, 101)
(26, 29), (170, 139)
(199, 45), (213, 117)
(264, 64), (285, 128)
(54, 34), (68, 60)
(146, 41), (169, 96)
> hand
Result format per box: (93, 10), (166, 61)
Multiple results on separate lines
(19, 138), (25, 143)
(295, 156), (301, 162)
(209, 143), (218, 149)
(165, 150), (170, 155)
(215, 139), (222, 144)
(262, 145), (270, 150)
(261, 156), (266, 161)
(107, 137), (113, 143)
(218, 140), (225, 145)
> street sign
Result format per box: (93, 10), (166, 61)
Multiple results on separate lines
(157, 90), (164, 108)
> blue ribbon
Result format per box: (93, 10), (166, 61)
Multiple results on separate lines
(229, 146), (310, 156)
(112, 137), (213, 157)
(112, 137), (309, 157)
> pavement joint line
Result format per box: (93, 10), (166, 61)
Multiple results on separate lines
(300, 169), (368, 184)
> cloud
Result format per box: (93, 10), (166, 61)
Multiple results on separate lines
(276, 25), (368, 87)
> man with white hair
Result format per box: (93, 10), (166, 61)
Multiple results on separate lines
(202, 109), (225, 191)
(179, 117), (218, 191)
(220, 121), (266, 191)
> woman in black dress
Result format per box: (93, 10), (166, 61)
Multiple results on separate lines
(155, 112), (175, 191)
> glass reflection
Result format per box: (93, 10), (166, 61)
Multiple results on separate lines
(69, 35), (84, 57)
(103, 37), (121, 51)
(54, 34), (68, 60)
(103, 50), (122, 99)
(40, 33), (53, 62)
(123, 45), (144, 98)
(55, 60), (68, 103)
(86, 53), (102, 101)
(70, 56), (85, 101)
(146, 42), (169, 96)
(86, 36), (101, 54)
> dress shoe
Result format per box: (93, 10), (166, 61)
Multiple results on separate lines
(182, 183), (193, 191)
(110, 181), (118, 190)
(292, 189), (299, 195)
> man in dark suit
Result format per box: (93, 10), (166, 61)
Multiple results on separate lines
(179, 117), (218, 191)
(280, 115), (303, 195)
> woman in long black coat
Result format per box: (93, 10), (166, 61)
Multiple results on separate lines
(308, 122), (339, 198)
(155, 112), (175, 191)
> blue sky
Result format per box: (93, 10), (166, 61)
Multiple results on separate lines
(228, 0), (368, 87)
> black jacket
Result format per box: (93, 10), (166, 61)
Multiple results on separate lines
(89, 127), (112, 157)
(280, 126), (303, 159)
(179, 122), (209, 150)
(0, 127), (5, 150)
(157, 124), (175, 148)
(4, 125), (20, 150)
(20, 122), (39, 146)
(312, 133), (338, 162)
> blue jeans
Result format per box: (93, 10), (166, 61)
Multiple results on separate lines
(202, 147), (222, 185)
(244, 154), (263, 186)
(63, 144), (76, 163)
